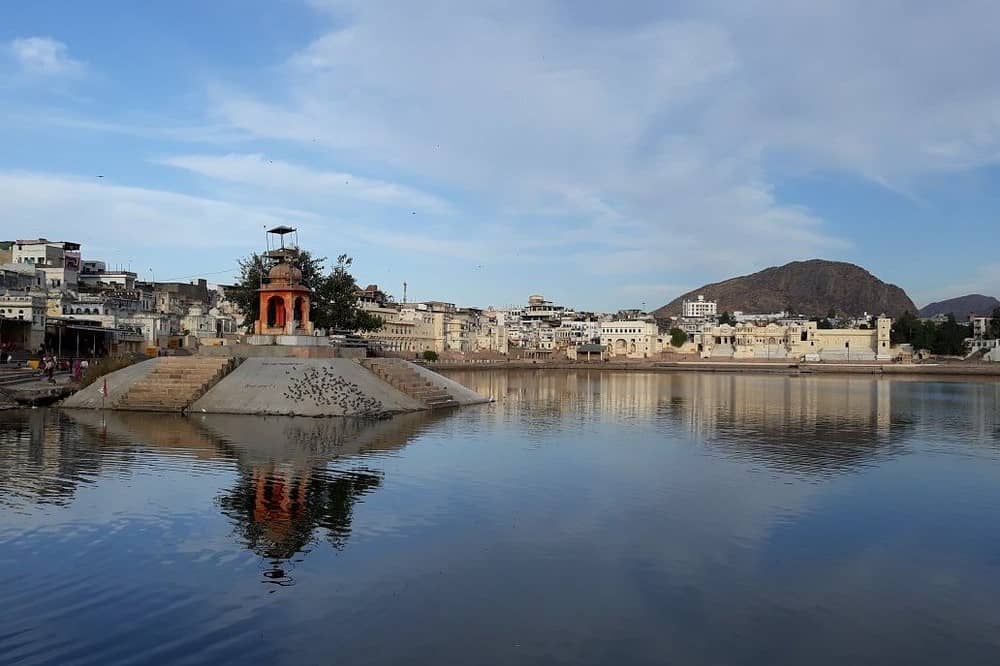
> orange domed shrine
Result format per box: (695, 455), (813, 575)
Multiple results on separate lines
(254, 226), (314, 336)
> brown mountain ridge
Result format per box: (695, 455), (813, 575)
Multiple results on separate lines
(653, 259), (917, 318)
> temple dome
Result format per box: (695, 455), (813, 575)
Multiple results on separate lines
(268, 261), (302, 286)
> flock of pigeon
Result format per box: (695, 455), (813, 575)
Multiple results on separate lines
(281, 366), (385, 416)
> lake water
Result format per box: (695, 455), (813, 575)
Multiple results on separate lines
(2, 370), (1000, 665)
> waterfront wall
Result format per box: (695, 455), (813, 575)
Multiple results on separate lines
(429, 360), (1000, 377)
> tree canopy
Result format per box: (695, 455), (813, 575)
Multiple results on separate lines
(990, 307), (1000, 339)
(229, 251), (382, 333)
(891, 311), (970, 356)
(669, 328), (688, 347)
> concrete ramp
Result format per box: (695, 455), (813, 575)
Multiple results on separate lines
(189, 358), (424, 417)
(62, 359), (158, 409)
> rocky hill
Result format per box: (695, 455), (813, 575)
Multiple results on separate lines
(654, 259), (917, 318)
(918, 294), (999, 318)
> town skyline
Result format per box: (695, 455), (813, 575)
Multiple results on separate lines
(3, 232), (996, 315)
(3, 2), (1000, 311)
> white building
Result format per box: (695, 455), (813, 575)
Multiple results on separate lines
(522, 294), (566, 322)
(682, 295), (717, 318)
(78, 263), (138, 291)
(601, 320), (661, 358)
(11, 239), (79, 291)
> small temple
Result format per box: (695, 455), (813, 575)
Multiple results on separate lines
(254, 226), (314, 337)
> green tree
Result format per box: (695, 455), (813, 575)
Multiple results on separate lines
(891, 311), (919, 345)
(719, 311), (736, 326)
(669, 328), (688, 347)
(312, 255), (383, 332)
(932, 314), (970, 356)
(990, 307), (1000, 339)
(421, 350), (439, 362)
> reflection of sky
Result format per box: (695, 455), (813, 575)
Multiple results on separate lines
(1, 373), (1000, 664)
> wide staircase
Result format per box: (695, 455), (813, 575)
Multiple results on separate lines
(362, 358), (458, 410)
(116, 356), (237, 413)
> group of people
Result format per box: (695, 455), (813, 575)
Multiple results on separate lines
(35, 353), (90, 383)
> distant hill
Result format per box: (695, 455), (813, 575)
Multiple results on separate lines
(918, 294), (999, 319)
(653, 259), (916, 318)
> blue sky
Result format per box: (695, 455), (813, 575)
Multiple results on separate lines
(2, 0), (998, 311)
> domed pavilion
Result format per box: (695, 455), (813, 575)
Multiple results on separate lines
(254, 226), (314, 336)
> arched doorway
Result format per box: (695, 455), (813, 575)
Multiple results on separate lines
(615, 339), (627, 354)
(293, 297), (304, 326)
(267, 296), (286, 328)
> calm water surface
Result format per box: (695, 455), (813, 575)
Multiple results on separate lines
(2, 371), (1000, 665)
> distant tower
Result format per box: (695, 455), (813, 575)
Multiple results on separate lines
(254, 226), (314, 337)
(403, 281), (408, 304)
(876, 316), (891, 359)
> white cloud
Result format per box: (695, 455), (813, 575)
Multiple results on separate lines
(158, 153), (454, 214)
(0, 170), (316, 254)
(202, 3), (858, 280)
(6, 37), (85, 77)
(193, 1), (1000, 286)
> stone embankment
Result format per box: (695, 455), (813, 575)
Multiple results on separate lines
(62, 356), (488, 416)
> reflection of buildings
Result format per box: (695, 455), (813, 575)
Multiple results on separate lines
(0, 410), (107, 505)
(443, 369), (930, 473)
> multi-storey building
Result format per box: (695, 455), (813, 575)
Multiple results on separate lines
(682, 295), (717, 318)
(10, 239), (80, 291)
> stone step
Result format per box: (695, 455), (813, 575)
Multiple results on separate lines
(125, 384), (208, 394)
(134, 377), (217, 385)
(425, 398), (458, 408)
(411, 388), (450, 398)
(113, 357), (238, 412)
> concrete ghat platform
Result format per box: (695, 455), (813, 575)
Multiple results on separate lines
(190, 358), (488, 416)
(189, 358), (420, 416)
(63, 357), (488, 416)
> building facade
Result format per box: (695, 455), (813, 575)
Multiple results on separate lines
(601, 320), (661, 358)
(694, 317), (893, 361)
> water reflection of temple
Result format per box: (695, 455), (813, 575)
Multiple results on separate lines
(210, 414), (441, 583)
(50, 410), (441, 583)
